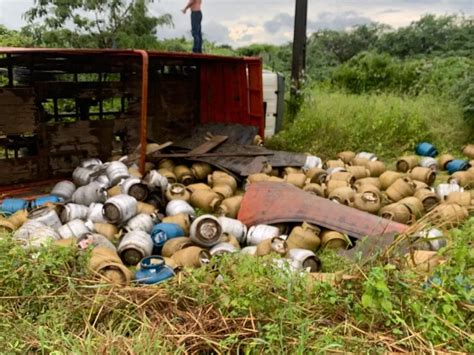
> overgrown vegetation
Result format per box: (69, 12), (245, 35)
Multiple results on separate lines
(0, 218), (472, 353)
(268, 88), (472, 160)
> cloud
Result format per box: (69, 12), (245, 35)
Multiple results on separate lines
(204, 21), (231, 43)
(264, 13), (293, 34)
(308, 11), (374, 31)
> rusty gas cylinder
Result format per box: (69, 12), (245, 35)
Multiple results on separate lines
(386, 178), (416, 202)
(354, 177), (382, 191)
(256, 237), (288, 256)
(172, 246), (211, 268)
(337, 151), (356, 164)
(303, 183), (325, 197)
(445, 191), (472, 207)
(328, 171), (356, 185)
(208, 171), (238, 192)
(8, 210), (28, 229)
(320, 231), (350, 250)
(428, 203), (468, 227)
(414, 189), (440, 212)
(325, 180), (351, 197)
(158, 168), (177, 184)
(365, 161), (386, 177)
(306, 167), (328, 185)
(166, 183), (191, 202)
(137, 201), (158, 215)
(284, 173), (307, 188)
(162, 214), (190, 235)
(190, 189), (222, 212)
(396, 156), (419, 173)
(438, 154), (455, 170)
(353, 191), (381, 214)
(215, 196), (243, 219)
(409, 167), (436, 186)
(346, 166), (370, 180)
(158, 158), (175, 171)
(174, 165), (195, 185)
(191, 162), (213, 181)
(324, 159), (345, 169)
(379, 171), (403, 191)
(218, 233), (241, 250)
(399, 196), (425, 219)
(448, 171), (473, 188)
(380, 203), (412, 224)
(186, 182), (212, 194)
(462, 144), (474, 159)
(88, 247), (133, 286)
(92, 223), (119, 241)
(328, 187), (355, 206)
(161, 237), (193, 258)
(212, 184), (234, 199)
(246, 173), (271, 184)
(286, 222), (321, 251)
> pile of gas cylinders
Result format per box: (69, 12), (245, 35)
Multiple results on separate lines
(0, 142), (472, 286)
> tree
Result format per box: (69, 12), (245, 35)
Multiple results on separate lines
(0, 25), (32, 47)
(24, 0), (172, 49)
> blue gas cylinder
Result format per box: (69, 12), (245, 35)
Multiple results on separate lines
(0, 198), (28, 215)
(446, 159), (470, 174)
(151, 223), (185, 254)
(31, 195), (62, 209)
(415, 142), (438, 157)
(135, 256), (175, 285)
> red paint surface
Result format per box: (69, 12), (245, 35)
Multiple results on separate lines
(238, 182), (409, 238)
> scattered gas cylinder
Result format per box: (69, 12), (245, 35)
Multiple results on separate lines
(365, 161), (386, 177)
(135, 256), (175, 285)
(210, 242), (239, 256)
(215, 196), (243, 218)
(328, 187), (355, 206)
(174, 165), (195, 185)
(306, 167), (328, 184)
(448, 171), (474, 188)
(28, 206), (62, 230)
(462, 144), (474, 159)
(166, 183), (191, 202)
(256, 237), (288, 256)
(320, 231), (350, 250)
(117, 230), (154, 266)
(88, 247), (133, 286)
(172, 246), (211, 268)
(218, 216), (247, 244)
(190, 215), (222, 248)
(191, 162), (213, 181)
(438, 154), (455, 170)
(445, 191), (472, 207)
(103, 195), (138, 224)
(247, 224), (280, 246)
(150, 223), (185, 254)
(396, 156), (419, 173)
(51, 180), (76, 200)
(286, 222), (321, 251)
(380, 203), (413, 224)
(337, 151), (356, 164)
(409, 167), (436, 186)
(120, 178), (149, 202)
(416, 142), (438, 157)
(446, 159), (470, 174)
(161, 237), (193, 258)
(162, 214), (190, 235)
(166, 200), (195, 217)
(414, 189), (440, 211)
(420, 157), (439, 171)
(287, 249), (321, 272)
(385, 178), (416, 202)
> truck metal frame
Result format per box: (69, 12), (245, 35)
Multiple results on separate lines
(0, 48), (264, 193)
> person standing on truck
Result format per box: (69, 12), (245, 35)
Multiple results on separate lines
(182, 0), (203, 53)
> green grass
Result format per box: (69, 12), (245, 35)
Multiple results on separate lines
(268, 88), (473, 160)
(0, 218), (472, 353)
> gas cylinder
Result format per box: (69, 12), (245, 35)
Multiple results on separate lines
(286, 222), (321, 251)
(380, 203), (412, 224)
(287, 248), (321, 272)
(7, 210), (28, 229)
(172, 246), (211, 268)
(27, 206), (62, 230)
(190, 189), (222, 212)
(174, 165), (195, 185)
(396, 156), (419, 173)
(302, 183), (325, 197)
(189, 215), (222, 248)
(386, 178), (416, 202)
(216, 196), (243, 218)
(409, 167), (436, 186)
(446, 160), (470, 175)
(103, 195), (138, 224)
(0, 198), (28, 215)
(436, 182), (464, 200)
(246, 224), (280, 246)
(72, 181), (107, 206)
(399, 196), (425, 219)
(120, 178), (149, 202)
(379, 171), (403, 191)
(445, 191), (472, 207)
(284, 173), (307, 188)
(144, 170), (169, 192)
(58, 219), (91, 239)
(420, 157), (439, 171)
(448, 171), (473, 188)
(51, 180), (76, 200)
(208, 171), (237, 192)
(256, 237), (288, 256)
(87, 203), (108, 223)
(351, 157), (370, 167)
(355, 152), (377, 161)
(324, 160), (345, 169)
(218, 216), (247, 244)
(328, 186), (355, 206)
(353, 191), (381, 214)
(14, 221), (60, 248)
(158, 168), (177, 184)
(106, 161), (130, 186)
(135, 256), (175, 285)
(161, 214), (190, 235)
(158, 158), (175, 170)
(320, 231), (350, 249)
(165, 183), (191, 202)
(354, 177), (382, 191)
(186, 183), (211, 194)
(212, 184), (234, 199)
(438, 154), (455, 170)
(306, 167), (328, 185)
(88, 247), (133, 286)
(137, 201), (158, 215)
(325, 180), (351, 197)
(428, 203), (468, 227)
(355, 183), (381, 197)
(302, 156), (323, 172)
(125, 213), (156, 233)
(328, 171), (355, 185)
(283, 167), (301, 176)
(462, 144), (474, 159)
(191, 162), (213, 181)
(218, 233), (241, 249)
(346, 166), (369, 180)
(150, 223), (185, 254)
(414, 189), (440, 212)
(72, 167), (94, 186)
(337, 151), (356, 164)
(365, 161), (386, 177)
(161, 237), (193, 258)
(117, 230), (153, 266)
(246, 173), (271, 184)
(92, 223), (119, 241)
(166, 200), (195, 217)
(210, 242), (239, 256)
(415, 142), (438, 157)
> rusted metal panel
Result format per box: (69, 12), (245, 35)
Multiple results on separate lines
(0, 88), (38, 135)
(238, 182), (409, 238)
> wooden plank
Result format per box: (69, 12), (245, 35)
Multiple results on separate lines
(188, 135), (228, 155)
(0, 157), (40, 186)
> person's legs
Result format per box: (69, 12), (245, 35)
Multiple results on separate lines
(191, 11), (203, 53)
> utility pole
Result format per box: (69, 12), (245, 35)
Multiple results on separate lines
(291, 0), (308, 96)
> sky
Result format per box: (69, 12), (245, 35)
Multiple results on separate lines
(0, 0), (472, 47)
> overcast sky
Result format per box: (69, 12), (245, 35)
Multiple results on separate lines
(0, 0), (472, 46)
